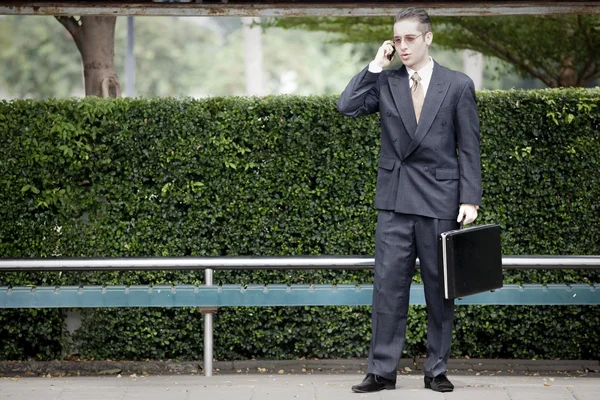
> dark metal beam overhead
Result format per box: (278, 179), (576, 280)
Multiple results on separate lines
(1, 1), (599, 17)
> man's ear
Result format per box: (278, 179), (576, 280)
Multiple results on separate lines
(426, 31), (433, 46)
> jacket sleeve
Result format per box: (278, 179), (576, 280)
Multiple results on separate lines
(337, 65), (381, 117)
(455, 78), (482, 206)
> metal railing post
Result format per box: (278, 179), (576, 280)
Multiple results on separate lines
(203, 268), (214, 377)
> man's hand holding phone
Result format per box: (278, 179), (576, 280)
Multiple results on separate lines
(373, 40), (395, 69)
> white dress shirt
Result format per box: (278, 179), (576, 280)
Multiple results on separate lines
(369, 57), (435, 98)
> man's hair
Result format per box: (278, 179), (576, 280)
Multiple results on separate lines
(394, 8), (431, 32)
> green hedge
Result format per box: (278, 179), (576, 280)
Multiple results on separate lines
(0, 90), (599, 361)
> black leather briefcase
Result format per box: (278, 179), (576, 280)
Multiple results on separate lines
(437, 224), (503, 300)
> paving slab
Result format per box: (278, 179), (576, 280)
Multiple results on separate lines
(505, 386), (576, 400)
(3, 373), (600, 400)
(382, 390), (446, 399)
(445, 387), (509, 400)
(60, 388), (129, 400)
(0, 386), (63, 400)
(570, 386), (599, 400)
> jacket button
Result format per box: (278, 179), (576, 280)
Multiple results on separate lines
(386, 111), (392, 117)
(424, 167), (429, 172)
(401, 161), (406, 166)
(392, 137), (397, 142)
(434, 145), (439, 150)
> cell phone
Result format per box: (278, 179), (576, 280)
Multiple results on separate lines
(387, 46), (396, 61)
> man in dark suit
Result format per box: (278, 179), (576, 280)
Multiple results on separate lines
(337, 7), (482, 394)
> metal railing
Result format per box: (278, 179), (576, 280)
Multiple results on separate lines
(1, 255), (599, 377)
(1, 255), (600, 271)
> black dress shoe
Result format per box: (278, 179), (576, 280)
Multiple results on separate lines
(351, 373), (396, 393)
(424, 374), (454, 392)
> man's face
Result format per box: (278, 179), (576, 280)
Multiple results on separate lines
(392, 19), (432, 71)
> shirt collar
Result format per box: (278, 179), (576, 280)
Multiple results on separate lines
(406, 57), (434, 79)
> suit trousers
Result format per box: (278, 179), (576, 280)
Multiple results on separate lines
(367, 211), (459, 380)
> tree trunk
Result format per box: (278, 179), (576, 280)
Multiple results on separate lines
(56, 16), (121, 98)
(242, 17), (266, 96)
(558, 57), (578, 87)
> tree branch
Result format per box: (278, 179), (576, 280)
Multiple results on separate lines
(581, 63), (600, 84)
(55, 16), (79, 35)
(577, 16), (598, 85)
(55, 16), (84, 51)
(462, 24), (556, 87)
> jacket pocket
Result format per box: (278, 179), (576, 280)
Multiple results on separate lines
(435, 168), (459, 180)
(378, 157), (395, 171)
(437, 105), (454, 114)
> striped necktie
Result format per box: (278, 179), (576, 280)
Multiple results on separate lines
(411, 72), (424, 124)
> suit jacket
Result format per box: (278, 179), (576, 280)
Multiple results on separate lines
(337, 61), (482, 220)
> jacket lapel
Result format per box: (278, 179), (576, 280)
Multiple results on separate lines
(388, 67), (417, 136)
(403, 62), (449, 159)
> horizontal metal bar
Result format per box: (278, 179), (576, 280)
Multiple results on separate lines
(0, 256), (374, 271)
(1, 2), (599, 17)
(0, 256), (599, 271)
(502, 255), (600, 269)
(0, 284), (597, 308)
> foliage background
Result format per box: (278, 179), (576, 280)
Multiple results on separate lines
(0, 91), (599, 361)
(1, 14), (576, 100)
(269, 14), (600, 88)
(0, 16), (369, 99)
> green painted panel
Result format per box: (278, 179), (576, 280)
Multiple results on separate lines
(0, 284), (597, 308)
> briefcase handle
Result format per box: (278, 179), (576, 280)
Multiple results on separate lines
(455, 221), (468, 300)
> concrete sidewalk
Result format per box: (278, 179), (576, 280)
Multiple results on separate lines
(1, 373), (599, 400)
